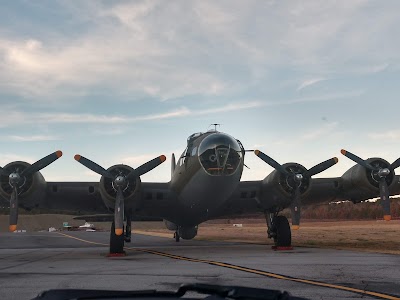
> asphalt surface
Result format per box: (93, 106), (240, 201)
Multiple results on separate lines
(0, 231), (399, 300)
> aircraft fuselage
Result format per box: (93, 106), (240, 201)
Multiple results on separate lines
(169, 131), (244, 226)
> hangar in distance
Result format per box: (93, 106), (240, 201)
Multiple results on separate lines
(0, 127), (399, 254)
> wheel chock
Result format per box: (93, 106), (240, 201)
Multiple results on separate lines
(271, 246), (293, 251)
(107, 251), (126, 257)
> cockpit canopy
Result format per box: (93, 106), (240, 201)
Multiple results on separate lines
(198, 133), (243, 176)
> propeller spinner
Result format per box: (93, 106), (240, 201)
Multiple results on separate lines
(74, 154), (166, 235)
(3, 151), (63, 232)
(341, 149), (400, 221)
(254, 150), (338, 229)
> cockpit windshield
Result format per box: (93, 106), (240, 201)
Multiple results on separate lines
(198, 133), (242, 176)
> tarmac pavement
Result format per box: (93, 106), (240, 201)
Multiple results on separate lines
(0, 231), (399, 300)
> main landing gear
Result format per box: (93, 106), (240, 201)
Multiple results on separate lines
(174, 231), (180, 242)
(125, 215), (132, 243)
(264, 211), (292, 249)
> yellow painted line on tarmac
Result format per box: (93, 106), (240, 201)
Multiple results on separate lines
(56, 232), (108, 246)
(133, 230), (171, 238)
(56, 232), (400, 300)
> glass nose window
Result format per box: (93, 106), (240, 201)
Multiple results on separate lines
(199, 133), (242, 176)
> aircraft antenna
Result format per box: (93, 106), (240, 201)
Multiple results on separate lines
(208, 123), (221, 131)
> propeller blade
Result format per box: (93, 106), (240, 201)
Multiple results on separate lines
(340, 149), (376, 170)
(254, 150), (288, 175)
(74, 155), (114, 179)
(291, 186), (301, 230)
(126, 155), (166, 179)
(0, 166), (10, 176)
(9, 186), (18, 232)
(306, 157), (338, 177)
(390, 158), (400, 170)
(21, 151), (62, 177)
(114, 186), (124, 236)
(379, 178), (391, 221)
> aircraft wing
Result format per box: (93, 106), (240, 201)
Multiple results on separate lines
(37, 182), (109, 214)
(213, 175), (400, 218)
(39, 182), (173, 217)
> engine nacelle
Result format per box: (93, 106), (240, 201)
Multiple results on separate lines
(99, 164), (141, 211)
(178, 226), (198, 240)
(341, 158), (395, 201)
(164, 219), (178, 231)
(260, 163), (311, 207)
(0, 161), (46, 209)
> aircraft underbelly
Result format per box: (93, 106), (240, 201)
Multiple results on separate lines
(175, 169), (241, 224)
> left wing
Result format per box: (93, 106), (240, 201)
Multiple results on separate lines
(215, 149), (400, 224)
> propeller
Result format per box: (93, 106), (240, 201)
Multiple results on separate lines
(341, 149), (400, 221)
(74, 154), (166, 235)
(254, 150), (338, 229)
(5, 150), (63, 232)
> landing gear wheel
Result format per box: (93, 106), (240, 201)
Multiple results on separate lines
(273, 216), (291, 247)
(174, 231), (180, 242)
(125, 214), (132, 243)
(109, 221), (125, 255)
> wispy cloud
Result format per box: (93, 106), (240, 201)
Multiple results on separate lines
(5, 135), (59, 142)
(368, 130), (400, 141)
(0, 90), (363, 130)
(300, 122), (338, 141)
(120, 154), (163, 167)
(134, 107), (191, 121)
(195, 102), (264, 115)
(0, 103), (261, 127)
(0, 154), (34, 166)
(296, 78), (326, 91)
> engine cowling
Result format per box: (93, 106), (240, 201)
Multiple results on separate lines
(261, 163), (311, 206)
(0, 161), (46, 209)
(99, 164), (141, 211)
(341, 157), (394, 201)
(178, 226), (198, 240)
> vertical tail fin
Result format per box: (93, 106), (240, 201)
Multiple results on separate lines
(171, 153), (176, 179)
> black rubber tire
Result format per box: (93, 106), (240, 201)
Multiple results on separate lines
(110, 221), (125, 253)
(274, 216), (291, 247)
(174, 231), (180, 242)
(125, 221), (131, 243)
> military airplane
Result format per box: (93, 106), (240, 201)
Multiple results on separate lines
(1, 128), (400, 254)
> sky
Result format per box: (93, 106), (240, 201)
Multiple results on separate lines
(0, 0), (400, 183)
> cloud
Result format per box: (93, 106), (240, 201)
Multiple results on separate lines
(0, 89), (364, 131)
(1, 1), (397, 102)
(296, 78), (326, 91)
(0, 154), (34, 166)
(300, 122), (338, 141)
(194, 101), (264, 115)
(5, 135), (59, 142)
(368, 130), (400, 141)
(134, 107), (191, 121)
(120, 154), (163, 167)
(0, 102), (261, 128)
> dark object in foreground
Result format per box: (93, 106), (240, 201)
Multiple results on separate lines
(32, 283), (309, 300)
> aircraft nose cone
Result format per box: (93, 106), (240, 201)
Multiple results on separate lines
(198, 132), (243, 176)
